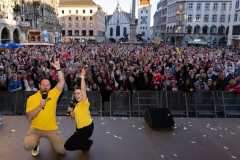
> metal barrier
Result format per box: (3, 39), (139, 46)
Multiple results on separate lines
(0, 91), (239, 117)
(110, 92), (131, 117)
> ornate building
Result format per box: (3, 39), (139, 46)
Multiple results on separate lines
(137, 0), (152, 41)
(153, 0), (232, 46)
(20, 0), (61, 43)
(0, 0), (22, 43)
(105, 3), (131, 42)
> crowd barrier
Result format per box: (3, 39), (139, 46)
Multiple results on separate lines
(0, 91), (239, 117)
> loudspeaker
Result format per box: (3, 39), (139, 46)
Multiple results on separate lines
(144, 107), (175, 129)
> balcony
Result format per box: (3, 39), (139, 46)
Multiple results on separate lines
(0, 18), (17, 26)
(17, 21), (31, 27)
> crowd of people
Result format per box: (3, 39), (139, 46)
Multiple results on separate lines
(0, 43), (240, 94)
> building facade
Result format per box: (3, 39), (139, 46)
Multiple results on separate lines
(228, 0), (240, 48)
(18, 0), (61, 43)
(153, 0), (232, 46)
(152, 0), (167, 42)
(0, 0), (22, 43)
(58, 0), (105, 43)
(106, 3), (131, 42)
(137, 5), (152, 40)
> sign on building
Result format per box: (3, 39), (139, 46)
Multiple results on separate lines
(139, 0), (150, 6)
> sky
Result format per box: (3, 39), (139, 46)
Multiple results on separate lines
(93, 0), (158, 26)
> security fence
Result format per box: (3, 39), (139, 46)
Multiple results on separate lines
(0, 91), (239, 117)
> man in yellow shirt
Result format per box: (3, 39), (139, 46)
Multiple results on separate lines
(24, 57), (65, 157)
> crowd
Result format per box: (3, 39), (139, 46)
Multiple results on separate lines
(0, 43), (240, 94)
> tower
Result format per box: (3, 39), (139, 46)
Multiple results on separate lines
(129, 0), (137, 43)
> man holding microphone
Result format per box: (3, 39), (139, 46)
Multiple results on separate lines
(24, 57), (65, 157)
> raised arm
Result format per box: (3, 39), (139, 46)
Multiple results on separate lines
(80, 68), (87, 100)
(51, 57), (65, 92)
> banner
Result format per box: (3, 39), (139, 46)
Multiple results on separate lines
(139, 0), (150, 6)
(43, 30), (49, 43)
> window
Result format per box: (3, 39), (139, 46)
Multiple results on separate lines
(83, 17), (86, 21)
(221, 3), (226, 11)
(212, 15), (217, 22)
(232, 25), (240, 35)
(89, 30), (93, 36)
(188, 3), (193, 10)
(234, 14), (238, 22)
(213, 3), (218, 11)
(146, 10), (148, 13)
(116, 26), (120, 36)
(69, 10), (71, 14)
(188, 15), (193, 22)
(90, 16), (92, 21)
(229, 3), (232, 10)
(82, 30), (86, 36)
(204, 15), (209, 22)
(76, 10), (78, 14)
(197, 3), (201, 10)
(236, 0), (240, 9)
(123, 27), (127, 36)
(76, 17), (78, 21)
(75, 30), (79, 36)
(68, 17), (72, 21)
(62, 10), (64, 14)
(205, 3), (210, 11)
(220, 15), (225, 22)
(196, 15), (201, 22)
(83, 10), (85, 14)
(228, 15), (231, 22)
(62, 30), (65, 36)
(68, 30), (72, 36)
(90, 9), (93, 13)
(110, 27), (113, 36)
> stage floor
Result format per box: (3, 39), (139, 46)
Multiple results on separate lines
(0, 116), (240, 160)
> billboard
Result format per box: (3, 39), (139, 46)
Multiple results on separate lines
(139, 0), (150, 6)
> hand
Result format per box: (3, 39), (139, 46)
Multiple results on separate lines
(67, 107), (73, 113)
(51, 56), (61, 70)
(80, 68), (86, 77)
(39, 99), (46, 109)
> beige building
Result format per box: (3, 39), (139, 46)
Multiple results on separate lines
(58, 0), (105, 42)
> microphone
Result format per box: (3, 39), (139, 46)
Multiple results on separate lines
(41, 91), (48, 110)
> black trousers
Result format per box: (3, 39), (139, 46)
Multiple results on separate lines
(64, 123), (94, 151)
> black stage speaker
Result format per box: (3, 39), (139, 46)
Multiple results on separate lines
(144, 107), (175, 129)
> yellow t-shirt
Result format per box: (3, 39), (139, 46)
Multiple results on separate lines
(74, 99), (93, 129)
(26, 87), (61, 131)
